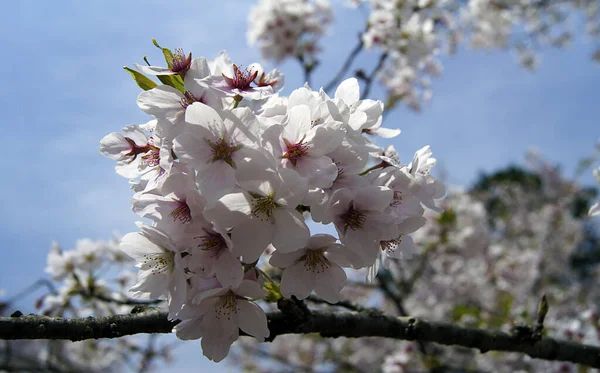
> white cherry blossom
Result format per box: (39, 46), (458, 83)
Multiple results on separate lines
(173, 102), (269, 204)
(205, 168), (310, 263)
(120, 223), (187, 318)
(270, 234), (352, 302)
(327, 186), (399, 267)
(192, 279), (269, 362)
(263, 104), (342, 188)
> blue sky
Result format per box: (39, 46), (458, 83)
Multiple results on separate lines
(0, 1), (598, 371)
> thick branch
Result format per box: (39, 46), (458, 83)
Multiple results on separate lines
(1, 310), (600, 367)
(0, 311), (177, 341)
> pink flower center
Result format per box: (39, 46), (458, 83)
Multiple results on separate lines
(124, 138), (157, 163)
(170, 48), (192, 73)
(282, 138), (309, 166)
(222, 64), (258, 90)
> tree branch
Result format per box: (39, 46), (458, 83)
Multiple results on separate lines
(1, 310), (600, 367)
(76, 291), (163, 306)
(306, 295), (372, 313)
(323, 36), (364, 94)
(360, 52), (388, 100)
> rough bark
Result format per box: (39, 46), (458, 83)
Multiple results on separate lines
(1, 309), (599, 368)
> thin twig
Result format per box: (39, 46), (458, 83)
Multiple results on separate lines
(5, 279), (57, 305)
(137, 334), (156, 373)
(376, 270), (408, 316)
(78, 291), (163, 306)
(361, 52), (389, 100)
(306, 295), (374, 313)
(323, 37), (364, 94)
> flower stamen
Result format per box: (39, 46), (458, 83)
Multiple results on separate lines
(250, 193), (280, 221)
(171, 201), (192, 223)
(142, 252), (175, 276)
(180, 91), (203, 110)
(282, 137), (309, 166)
(215, 291), (240, 321)
(340, 205), (367, 232)
(302, 249), (331, 273)
(205, 136), (242, 167)
(222, 64), (258, 90)
(170, 48), (192, 74)
(195, 233), (227, 257)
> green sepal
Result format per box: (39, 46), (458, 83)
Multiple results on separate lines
(152, 38), (174, 68)
(150, 39), (186, 92)
(157, 74), (185, 93)
(123, 67), (158, 91)
(264, 281), (282, 303)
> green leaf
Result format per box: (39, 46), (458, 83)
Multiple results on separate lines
(123, 67), (157, 91)
(157, 74), (185, 93)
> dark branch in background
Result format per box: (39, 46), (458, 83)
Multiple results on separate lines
(137, 334), (156, 373)
(377, 269), (431, 358)
(77, 291), (163, 307)
(2, 307), (600, 368)
(297, 56), (318, 88)
(323, 36), (364, 94)
(377, 270), (409, 317)
(3, 279), (57, 307)
(237, 343), (314, 373)
(306, 295), (371, 313)
(360, 52), (388, 100)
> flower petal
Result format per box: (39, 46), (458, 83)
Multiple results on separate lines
(237, 300), (270, 342)
(269, 249), (306, 268)
(314, 264), (346, 303)
(232, 218), (273, 263)
(214, 249), (244, 289)
(280, 262), (315, 300)
(272, 210), (310, 253)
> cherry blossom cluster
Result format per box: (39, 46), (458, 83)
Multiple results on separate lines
(30, 237), (170, 371)
(461, 0), (600, 66)
(44, 236), (136, 315)
(337, 0), (600, 109)
(230, 151), (600, 372)
(99, 48), (444, 361)
(247, 0), (332, 62)
(359, 0), (448, 110)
